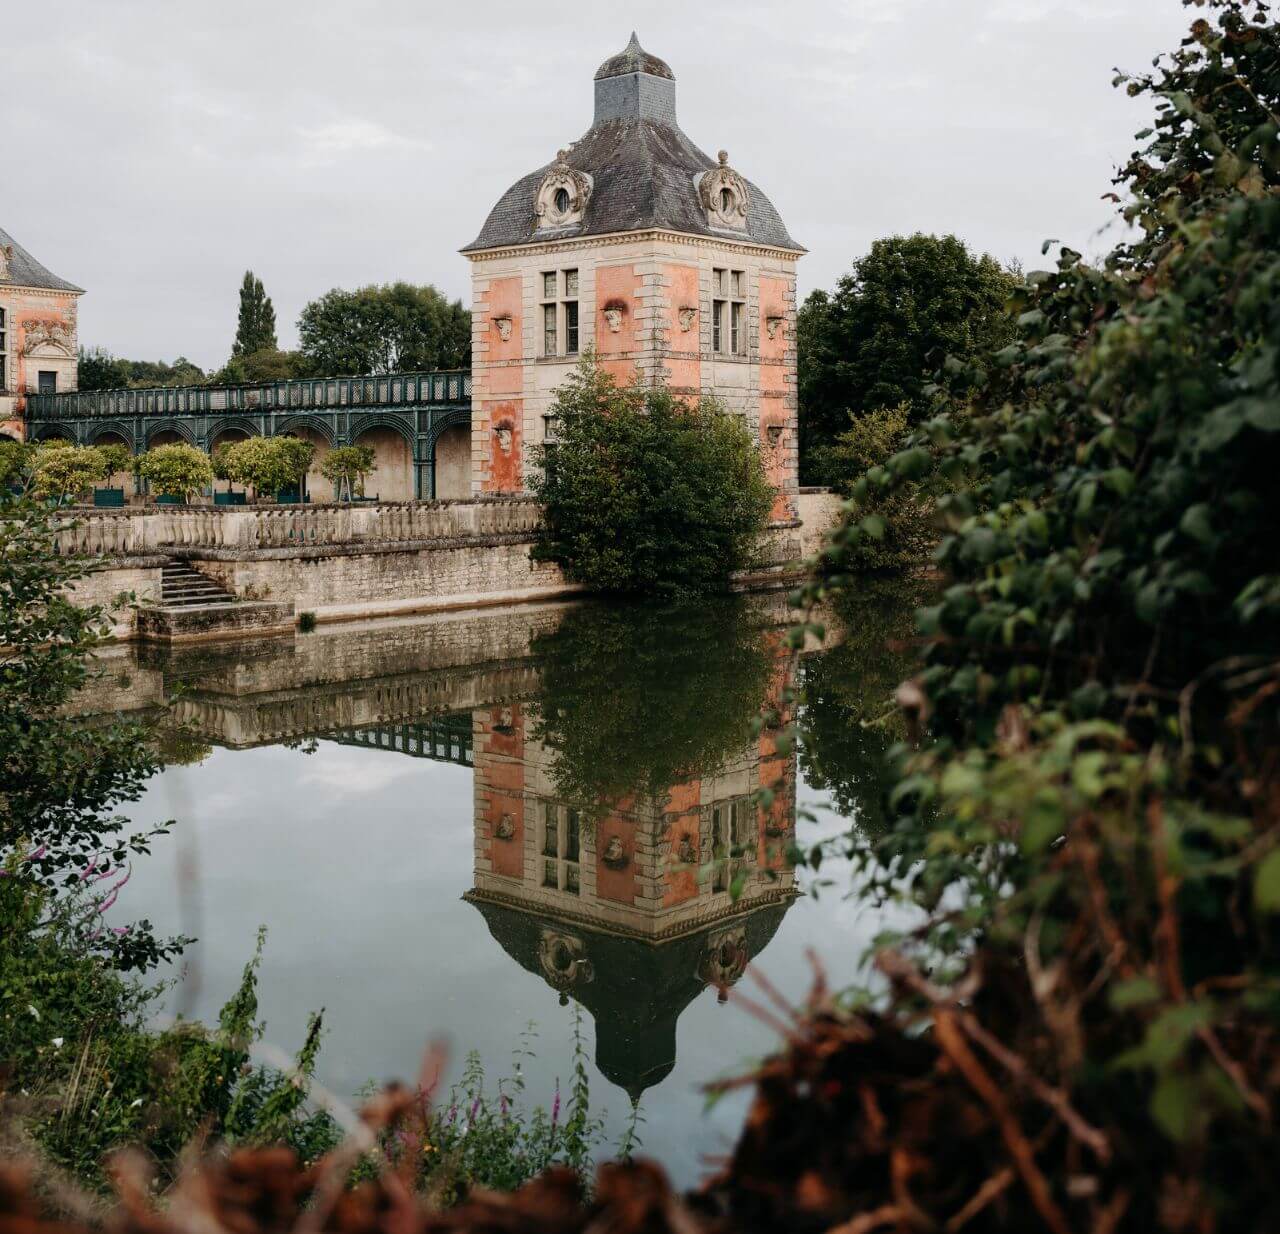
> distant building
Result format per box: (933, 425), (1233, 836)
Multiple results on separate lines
(0, 225), (83, 440)
(463, 34), (804, 517)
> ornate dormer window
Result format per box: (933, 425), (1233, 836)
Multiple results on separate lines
(535, 150), (593, 231)
(0, 245), (9, 281)
(698, 150), (750, 232)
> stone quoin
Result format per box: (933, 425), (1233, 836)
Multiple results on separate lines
(463, 33), (805, 519)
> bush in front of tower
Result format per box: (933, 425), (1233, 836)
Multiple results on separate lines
(530, 357), (773, 597)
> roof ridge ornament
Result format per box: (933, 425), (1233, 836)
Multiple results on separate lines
(697, 151), (751, 233)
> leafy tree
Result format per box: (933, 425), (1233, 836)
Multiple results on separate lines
(212, 347), (305, 385)
(798, 234), (1018, 485)
(30, 444), (108, 504)
(319, 444), (376, 500)
(76, 346), (133, 392)
(791, 3), (1280, 1227)
(297, 282), (470, 376)
(531, 358), (774, 596)
(232, 270), (278, 358)
(78, 350), (206, 391)
(95, 442), (134, 480)
(220, 436), (314, 497)
(136, 443), (214, 501)
(0, 438), (35, 492)
(0, 501), (177, 972)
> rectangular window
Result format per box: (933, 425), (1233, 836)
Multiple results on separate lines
(0, 307), (6, 392)
(541, 268), (579, 357)
(709, 797), (753, 894)
(713, 269), (747, 356)
(542, 802), (581, 895)
(38, 371), (56, 395)
(564, 300), (579, 354)
(543, 303), (557, 356)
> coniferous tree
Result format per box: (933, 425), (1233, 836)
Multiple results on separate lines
(232, 271), (278, 357)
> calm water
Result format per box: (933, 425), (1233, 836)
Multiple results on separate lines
(79, 586), (918, 1187)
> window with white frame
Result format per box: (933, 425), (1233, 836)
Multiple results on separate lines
(712, 268), (746, 356)
(709, 796), (753, 893)
(542, 802), (581, 895)
(540, 268), (580, 357)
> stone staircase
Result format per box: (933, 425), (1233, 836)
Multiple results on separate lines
(161, 560), (237, 610)
(135, 558), (295, 644)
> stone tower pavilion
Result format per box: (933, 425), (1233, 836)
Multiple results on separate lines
(462, 34), (805, 519)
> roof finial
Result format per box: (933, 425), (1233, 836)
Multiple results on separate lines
(718, 149), (729, 166)
(626, 31), (641, 50)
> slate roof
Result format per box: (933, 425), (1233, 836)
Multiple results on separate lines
(0, 226), (83, 293)
(462, 38), (803, 255)
(595, 31), (673, 81)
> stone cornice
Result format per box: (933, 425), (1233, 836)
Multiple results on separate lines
(462, 228), (805, 264)
(0, 284), (83, 300)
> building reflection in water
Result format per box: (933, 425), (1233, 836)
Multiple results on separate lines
(464, 638), (797, 1102)
(73, 601), (803, 1103)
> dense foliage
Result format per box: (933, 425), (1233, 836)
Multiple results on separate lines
(531, 360), (773, 597)
(77, 349), (206, 392)
(218, 436), (314, 496)
(798, 233), (1017, 486)
(28, 444), (109, 504)
(297, 282), (470, 377)
(788, 2), (1280, 1228)
(232, 270), (279, 358)
(0, 502), (175, 972)
(136, 443), (215, 500)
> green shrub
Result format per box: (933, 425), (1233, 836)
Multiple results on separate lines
(319, 445), (376, 500)
(0, 439), (35, 492)
(792, 2), (1280, 1226)
(30, 445), (108, 504)
(220, 436), (314, 497)
(94, 443), (134, 480)
(814, 404), (935, 572)
(531, 358), (773, 596)
(136, 443), (213, 500)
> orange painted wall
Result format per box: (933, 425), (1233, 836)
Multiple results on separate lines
(595, 816), (637, 904)
(662, 780), (702, 907)
(662, 263), (701, 394)
(594, 263), (641, 386)
(479, 705), (525, 879)
(484, 399), (523, 492)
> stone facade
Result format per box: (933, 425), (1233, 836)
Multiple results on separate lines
(0, 226), (83, 439)
(464, 36), (803, 517)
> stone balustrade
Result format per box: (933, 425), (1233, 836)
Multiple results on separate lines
(52, 497), (544, 558)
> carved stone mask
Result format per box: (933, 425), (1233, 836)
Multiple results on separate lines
(678, 307), (697, 332)
(495, 426), (513, 452)
(766, 316), (783, 340)
(603, 308), (623, 333)
(494, 315), (513, 342)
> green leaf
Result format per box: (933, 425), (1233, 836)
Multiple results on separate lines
(1109, 975), (1162, 1010)
(1254, 849), (1280, 912)
(1151, 1072), (1199, 1143)
(1180, 504), (1213, 545)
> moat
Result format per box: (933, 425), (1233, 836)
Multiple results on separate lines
(73, 584), (919, 1186)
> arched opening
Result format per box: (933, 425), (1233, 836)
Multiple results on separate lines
(433, 424), (471, 499)
(209, 428), (252, 499)
(89, 430), (135, 495)
(278, 427), (332, 503)
(352, 426), (414, 502)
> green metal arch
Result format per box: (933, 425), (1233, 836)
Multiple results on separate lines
(85, 422), (136, 452)
(348, 412), (415, 446)
(426, 406), (473, 454)
(144, 419), (199, 447)
(207, 416), (262, 443)
(274, 415), (337, 446)
(30, 423), (78, 444)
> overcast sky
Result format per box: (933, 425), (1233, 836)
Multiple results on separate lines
(6, 0), (1189, 371)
